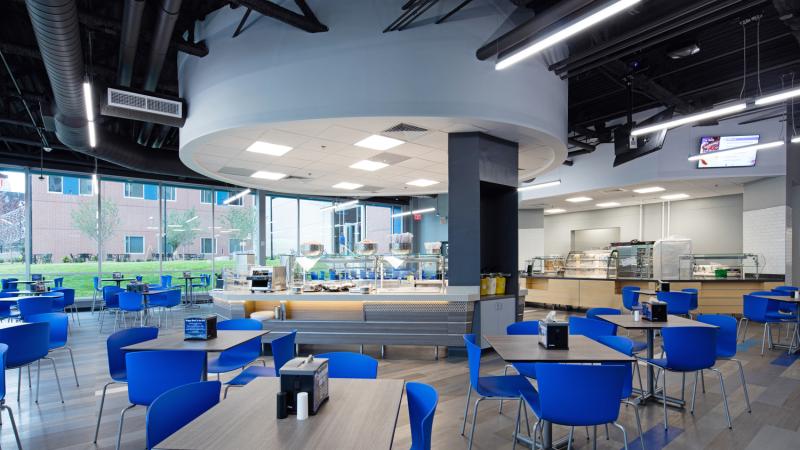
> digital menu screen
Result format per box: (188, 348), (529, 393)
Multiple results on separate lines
(697, 135), (760, 168)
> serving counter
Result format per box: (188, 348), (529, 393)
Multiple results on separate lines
(524, 275), (784, 314)
(211, 287), (527, 354)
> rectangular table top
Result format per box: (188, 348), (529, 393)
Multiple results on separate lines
(752, 294), (797, 302)
(14, 280), (53, 284)
(101, 278), (135, 282)
(597, 314), (717, 330)
(122, 330), (269, 352)
(154, 377), (405, 450)
(485, 335), (634, 363)
(637, 289), (658, 296)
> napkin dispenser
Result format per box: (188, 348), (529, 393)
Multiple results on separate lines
(183, 271), (192, 278)
(642, 299), (667, 322)
(184, 315), (217, 340)
(538, 321), (569, 350)
(126, 282), (148, 293)
(280, 356), (329, 415)
(112, 272), (124, 280)
(658, 280), (670, 292)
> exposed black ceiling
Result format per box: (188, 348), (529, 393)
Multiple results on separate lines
(0, 0), (799, 178)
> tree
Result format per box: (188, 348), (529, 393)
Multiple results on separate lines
(166, 207), (199, 256)
(222, 207), (256, 241)
(71, 198), (120, 244)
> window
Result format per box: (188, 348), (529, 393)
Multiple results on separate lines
(124, 182), (144, 199)
(201, 190), (213, 204)
(79, 178), (93, 196)
(272, 197), (298, 255)
(201, 238), (216, 254)
(229, 238), (244, 254)
(125, 235), (144, 254)
(217, 191), (243, 206)
(48, 176), (63, 193)
(163, 186), (176, 201)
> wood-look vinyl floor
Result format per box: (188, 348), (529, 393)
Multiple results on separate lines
(2, 306), (800, 450)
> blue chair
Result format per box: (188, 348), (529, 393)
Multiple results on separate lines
(161, 275), (173, 288)
(91, 275), (103, 313)
(407, 382), (438, 450)
(696, 314), (752, 414)
(116, 350), (205, 449)
(17, 296), (53, 321)
(26, 313), (79, 387)
(595, 335), (645, 448)
(0, 343), (22, 449)
(656, 291), (693, 316)
(118, 292), (146, 327)
(146, 381), (220, 449)
(771, 286), (799, 316)
(682, 288), (699, 316)
(644, 326), (731, 429)
(773, 285), (798, 293)
(224, 330), (297, 398)
(93, 327), (159, 443)
(314, 352), (378, 379)
(0, 322), (63, 403)
(461, 334), (538, 450)
(739, 294), (795, 355)
(99, 286), (124, 333)
(621, 286), (641, 312)
(53, 277), (64, 288)
(568, 316), (615, 341)
(585, 308), (648, 353)
(500, 321), (539, 413)
(135, 275), (143, 282)
(1, 278), (19, 294)
(148, 289), (182, 328)
(208, 319), (264, 378)
(514, 364), (628, 450)
(52, 287), (79, 325)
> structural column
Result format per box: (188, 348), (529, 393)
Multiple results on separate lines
(788, 104), (800, 284)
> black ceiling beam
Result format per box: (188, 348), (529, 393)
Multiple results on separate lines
(475, 0), (595, 61)
(231, 0), (328, 33)
(436, 0), (473, 24)
(174, 38), (209, 58)
(604, 60), (695, 114)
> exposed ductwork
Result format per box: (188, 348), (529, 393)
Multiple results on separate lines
(117, 0), (146, 87)
(23, 0), (202, 179)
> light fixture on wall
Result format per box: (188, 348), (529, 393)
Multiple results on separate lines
(630, 103), (747, 136)
(223, 188), (251, 205)
(517, 180), (561, 192)
(495, 0), (641, 70)
(687, 140), (784, 161)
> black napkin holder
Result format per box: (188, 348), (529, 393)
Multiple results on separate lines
(184, 315), (217, 340)
(280, 356), (329, 415)
(538, 321), (569, 350)
(642, 300), (668, 322)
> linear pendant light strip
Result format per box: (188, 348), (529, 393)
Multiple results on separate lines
(223, 188), (251, 205)
(754, 87), (800, 106)
(496, 0), (641, 70)
(631, 103), (747, 136)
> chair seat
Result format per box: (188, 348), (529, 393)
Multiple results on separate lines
(476, 375), (535, 399)
(226, 366), (277, 387)
(110, 370), (127, 383)
(207, 355), (256, 374)
(512, 362), (537, 379)
(632, 340), (648, 353)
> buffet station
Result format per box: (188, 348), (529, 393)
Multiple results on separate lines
(211, 235), (525, 356)
(523, 239), (783, 314)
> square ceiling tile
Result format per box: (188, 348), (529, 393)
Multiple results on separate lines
(317, 125), (372, 145)
(397, 158), (435, 170)
(410, 131), (447, 148)
(418, 151), (447, 163)
(255, 129), (311, 147)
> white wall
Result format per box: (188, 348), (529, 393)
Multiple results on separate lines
(743, 206), (787, 275)
(519, 209), (544, 269)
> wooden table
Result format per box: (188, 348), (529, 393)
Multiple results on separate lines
(122, 330), (270, 380)
(596, 314), (717, 407)
(485, 334), (633, 450)
(154, 377), (404, 450)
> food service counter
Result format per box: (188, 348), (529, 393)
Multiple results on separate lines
(211, 288), (528, 353)
(524, 276), (784, 314)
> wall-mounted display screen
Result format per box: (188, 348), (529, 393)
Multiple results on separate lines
(697, 135), (760, 168)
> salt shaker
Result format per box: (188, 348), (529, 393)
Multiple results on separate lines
(296, 392), (309, 420)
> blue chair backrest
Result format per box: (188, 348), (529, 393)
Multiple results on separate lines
(681, 288), (699, 310)
(774, 285), (798, 293)
(135, 275), (143, 282)
(0, 343), (7, 401)
(0, 322), (50, 368)
(103, 285), (124, 308)
(314, 352), (378, 379)
(93, 276), (101, 290)
(595, 335), (635, 399)
(217, 319), (263, 362)
(119, 292), (144, 311)
(586, 308), (620, 320)
(126, 350), (205, 406)
(18, 296), (53, 320)
(622, 288), (640, 311)
(407, 382), (438, 450)
(146, 381), (220, 449)
(53, 277), (64, 288)
(657, 291), (693, 315)
(161, 275), (172, 288)
(463, 334), (481, 390)
(662, 326), (718, 371)
(696, 314), (737, 358)
(568, 316), (616, 341)
(53, 287), (76, 307)
(507, 320), (539, 335)
(107, 327), (159, 381)
(535, 363), (625, 426)
(743, 294), (777, 321)
(271, 330), (297, 376)
(26, 312), (68, 347)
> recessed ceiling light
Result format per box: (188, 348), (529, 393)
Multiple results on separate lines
(596, 202), (620, 208)
(660, 193), (690, 200)
(250, 170), (287, 180)
(544, 208), (566, 214)
(333, 182), (363, 190)
(245, 141), (293, 156)
(517, 180), (561, 192)
(354, 134), (404, 151)
(633, 186), (665, 194)
(565, 196), (592, 203)
(349, 160), (389, 171)
(406, 179), (440, 187)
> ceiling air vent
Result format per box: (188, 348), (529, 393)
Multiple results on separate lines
(101, 87), (186, 127)
(381, 123), (428, 141)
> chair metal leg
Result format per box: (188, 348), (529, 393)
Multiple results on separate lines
(710, 368), (732, 429)
(93, 381), (117, 443)
(35, 360), (40, 403)
(634, 360), (645, 400)
(691, 371), (698, 414)
(65, 346), (79, 386)
(512, 396), (523, 450)
(44, 357), (64, 403)
(460, 382), (471, 436)
(700, 369), (706, 393)
(567, 426), (574, 450)
(761, 323), (768, 356)
(623, 399), (645, 450)
(499, 364), (512, 413)
(613, 422), (629, 450)
(116, 404), (136, 450)
(732, 358), (752, 413)
(661, 369), (668, 429)
(1, 404), (22, 450)
(16, 367), (21, 402)
(467, 397), (484, 450)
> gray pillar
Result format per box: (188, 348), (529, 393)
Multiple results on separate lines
(788, 104), (800, 284)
